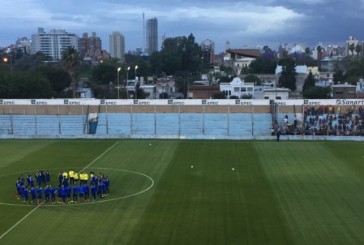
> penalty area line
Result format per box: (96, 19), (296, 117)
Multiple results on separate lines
(0, 141), (120, 241)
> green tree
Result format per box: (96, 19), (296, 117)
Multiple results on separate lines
(244, 74), (262, 85)
(303, 86), (331, 99)
(92, 62), (117, 85)
(302, 71), (315, 92)
(62, 47), (80, 98)
(333, 69), (345, 84)
(277, 58), (296, 91)
(212, 91), (226, 99)
(355, 44), (362, 58)
(249, 57), (277, 74)
(150, 34), (202, 77)
(349, 43), (355, 56)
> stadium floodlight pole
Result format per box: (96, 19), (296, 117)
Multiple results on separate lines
(135, 65), (138, 99)
(126, 66), (130, 99)
(117, 67), (121, 99)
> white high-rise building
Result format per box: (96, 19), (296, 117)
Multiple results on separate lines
(31, 27), (79, 60)
(146, 18), (158, 55)
(109, 31), (125, 62)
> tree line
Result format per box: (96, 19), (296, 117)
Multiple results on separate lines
(1, 36), (364, 99)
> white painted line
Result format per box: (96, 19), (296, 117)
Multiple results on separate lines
(0, 141), (120, 241)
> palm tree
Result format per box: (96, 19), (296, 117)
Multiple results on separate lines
(62, 47), (80, 98)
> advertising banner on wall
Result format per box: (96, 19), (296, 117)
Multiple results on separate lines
(2, 99), (364, 106)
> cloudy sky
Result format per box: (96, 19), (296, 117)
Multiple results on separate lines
(0, 0), (363, 52)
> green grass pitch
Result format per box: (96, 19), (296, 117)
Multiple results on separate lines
(0, 139), (364, 244)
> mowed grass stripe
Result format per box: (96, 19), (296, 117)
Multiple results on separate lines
(255, 141), (364, 244)
(131, 140), (292, 245)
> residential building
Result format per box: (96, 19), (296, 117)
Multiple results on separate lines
(146, 17), (158, 55)
(15, 37), (31, 54)
(220, 77), (254, 99)
(31, 27), (79, 60)
(109, 31), (125, 62)
(201, 39), (215, 65)
(332, 83), (357, 99)
(79, 32), (102, 64)
(224, 49), (260, 75)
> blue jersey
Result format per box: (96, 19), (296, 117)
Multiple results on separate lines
(72, 186), (79, 195)
(83, 184), (89, 194)
(36, 187), (43, 198)
(65, 186), (71, 197)
(50, 187), (56, 196)
(22, 187), (29, 198)
(91, 185), (97, 194)
(103, 178), (109, 189)
(44, 187), (50, 197)
(30, 187), (36, 198)
(45, 172), (50, 182)
(59, 187), (65, 197)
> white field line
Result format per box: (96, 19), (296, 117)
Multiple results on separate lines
(0, 141), (120, 241)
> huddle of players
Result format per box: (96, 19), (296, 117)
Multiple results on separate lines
(15, 170), (110, 205)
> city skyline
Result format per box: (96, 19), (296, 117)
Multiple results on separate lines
(0, 0), (363, 52)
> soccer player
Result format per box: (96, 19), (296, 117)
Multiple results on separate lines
(90, 184), (97, 201)
(69, 170), (75, 186)
(29, 174), (35, 187)
(58, 172), (63, 186)
(22, 186), (29, 204)
(72, 185), (79, 203)
(65, 185), (71, 203)
(78, 185), (85, 202)
(16, 178), (23, 199)
(103, 176), (110, 195)
(50, 185), (56, 204)
(63, 175), (69, 187)
(30, 186), (36, 204)
(44, 185), (50, 203)
(98, 181), (105, 198)
(40, 170), (46, 186)
(83, 183), (90, 201)
(45, 170), (50, 184)
(36, 171), (42, 187)
(36, 186), (43, 205)
(74, 172), (79, 185)
(57, 185), (64, 204)
(26, 173), (31, 187)
(84, 172), (89, 185)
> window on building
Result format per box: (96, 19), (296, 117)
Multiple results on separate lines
(241, 87), (246, 92)
(234, 87), (239, 92)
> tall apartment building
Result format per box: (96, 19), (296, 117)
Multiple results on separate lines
(31, 27), (79, 60)
(201, 39), (215, 65)
(79, 32), (102, 63)
(146, 17), (158, 55)
(109, 31), (125, 62)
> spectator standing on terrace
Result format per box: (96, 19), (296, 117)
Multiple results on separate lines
(276, 129), (281, 142)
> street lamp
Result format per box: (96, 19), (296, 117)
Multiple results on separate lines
(134, 65), (138, 99)
(126, 66), (130, 99)
(117, 67), (121, 99)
